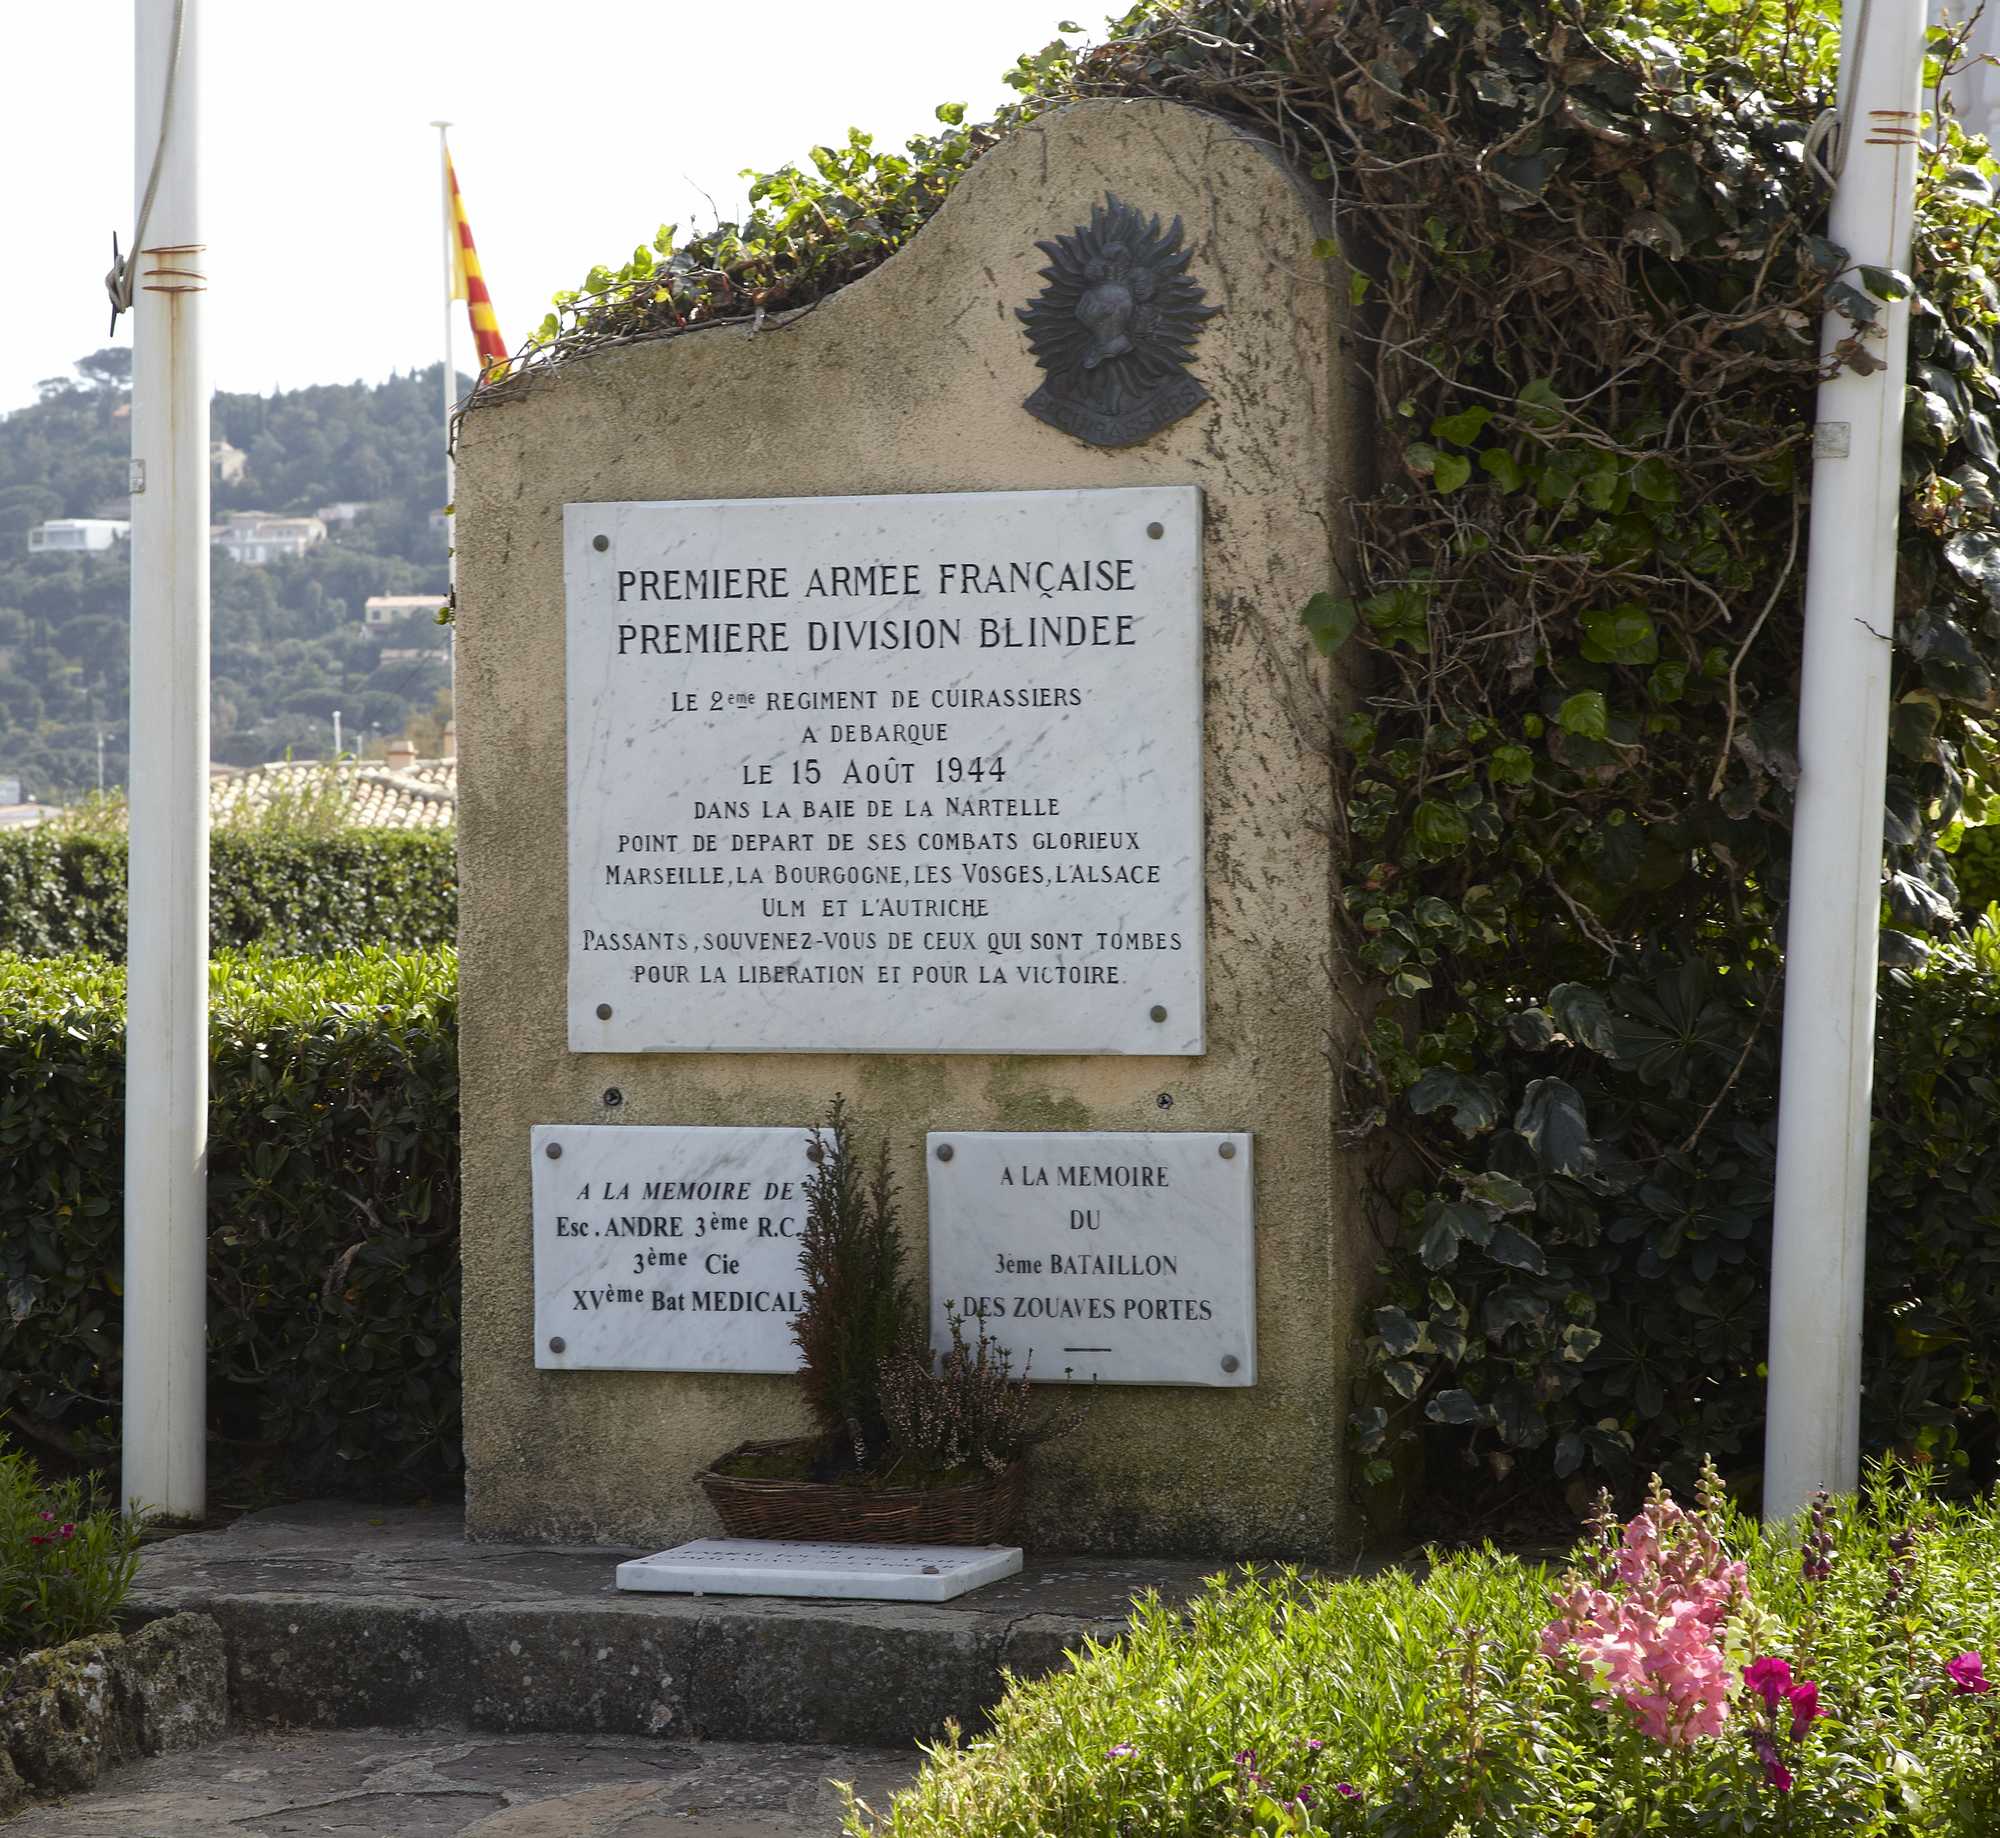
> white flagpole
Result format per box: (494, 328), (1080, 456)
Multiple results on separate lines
(1763, 0), (1926, 1520)
(124, 0), (209, 1522)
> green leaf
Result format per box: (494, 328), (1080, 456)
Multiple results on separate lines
(1480, 448), (1527, 491)
(1550, 983), (1619, 1054)
(1516, 376), (1565, 427)
(1556, 691), (1610, 739)
(1408, 1068), (1500, 1136)
(1487, 743), (1535, 786)
(1485, 1221), (1549, 1275)
(1580, 605), (1659, 666)
(1514, 1077), (1595, 1176)
(1431, 406), (1494, 447)
(1411, 799), (1470, 859)
(1425, 1388), (1485, 1425)
(1375, 1305), (1422, 1356)
(1463, 1171), (1536, 1214)
(1629, 456), (1679, 504)
(1348, 269), (1372, 306)
(1300, 591), (1358, 654)
(1432, 450), (1473, 492)
(1858, 265), (1913, 300)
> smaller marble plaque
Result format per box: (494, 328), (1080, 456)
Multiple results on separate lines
(616, 1538), (1022, 1603)
(925, 1130), (1255, 1387)
(532, 1124), (816, 1373)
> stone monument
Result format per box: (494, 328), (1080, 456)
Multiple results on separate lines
(453, 98), (1371, 1556)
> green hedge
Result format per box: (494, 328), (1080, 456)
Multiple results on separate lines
(0, 832), (457, 957)
(0, 948), (460, 1490)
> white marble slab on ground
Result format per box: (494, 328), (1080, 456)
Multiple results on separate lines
(615, 1538), (1024, 1603)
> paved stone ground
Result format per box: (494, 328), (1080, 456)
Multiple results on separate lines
(2, 1728), (921, 1837)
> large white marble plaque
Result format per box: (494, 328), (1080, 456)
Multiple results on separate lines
(532, 1124), (816, 1372)
(925, 1130), (1254, 1387)
(564, 486), (1204, 1055)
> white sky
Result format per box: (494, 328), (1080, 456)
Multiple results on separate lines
(0, 1), (1093, 415)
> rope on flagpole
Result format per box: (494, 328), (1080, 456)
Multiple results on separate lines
(106, 0), (190, 334)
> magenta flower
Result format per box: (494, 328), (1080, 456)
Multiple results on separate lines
(1293, 1787), (1312, 1807)
(1761, 1752), (1794, 1792)
(1947, 1651), (1991, 1695)
(1785, 1678), (1822, 1739)
(1742, 1656), (1793, 1709)
(37, 1510), (52, 1522)
(59, 1523), (74, 1538)
(27, 1534), (47, 1547)
(1305, 1737), (1324, 1752)
(1105, 1742), (1135, 1758)
(1334, 1782), (1360, 1800)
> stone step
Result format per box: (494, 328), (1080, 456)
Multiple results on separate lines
(127, 1502), (1225, 1748)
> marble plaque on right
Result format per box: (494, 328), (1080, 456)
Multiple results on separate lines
(924, 1130), (1254, 1387)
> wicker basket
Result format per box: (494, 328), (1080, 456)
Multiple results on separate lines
(698, 1438), (1026, 1545)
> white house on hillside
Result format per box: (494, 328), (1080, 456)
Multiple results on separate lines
(28, 518), (130, 553)
(213, 513), (327, 565)
(363, 593), (444, 627)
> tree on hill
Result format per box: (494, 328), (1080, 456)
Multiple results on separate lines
(0, 357), (462, 798)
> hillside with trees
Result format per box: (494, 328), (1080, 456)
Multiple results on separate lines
(0, 353), (462, 798)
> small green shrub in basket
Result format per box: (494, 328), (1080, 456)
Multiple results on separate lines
(790, 1097), (924, 1473)
(0, 1445), (144, 1661)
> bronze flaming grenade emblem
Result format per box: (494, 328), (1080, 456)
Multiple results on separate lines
(1016, 193), (1221, 447)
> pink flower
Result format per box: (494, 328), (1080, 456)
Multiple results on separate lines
(1105, 1743), (1135, 1758)
(1947, 1651), (1991, 1696)
(1785, 1678), (1822, 1739)
(1743, 1656), (1793, 1709)
(59, 1523), (74, 1538)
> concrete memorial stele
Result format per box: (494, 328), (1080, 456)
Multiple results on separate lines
(456, 98), (1369, 1557)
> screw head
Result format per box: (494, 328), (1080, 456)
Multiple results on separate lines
(805, 1143), (824, 1164)
(549, 1336), (567, 1355)
(603, 1087), (623, 1108)
(1221, 1354), (1240, 1374)
(1218, 1141), (1236, 1160)
(595, 1002), (613, 1021)
(1149, 1004), (1168, 1024)
(1146, 521), (1164, 540)
(592, 534), (609, 552)
(545, 1142), (562, 1160)
(935, 1142), (954, 1163)
(1156, 1092), (1173, 1110)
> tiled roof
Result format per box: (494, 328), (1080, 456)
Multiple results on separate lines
(209, 759), (457, 831)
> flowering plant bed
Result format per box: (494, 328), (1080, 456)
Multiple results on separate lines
(848, 1464), (2000, 1835)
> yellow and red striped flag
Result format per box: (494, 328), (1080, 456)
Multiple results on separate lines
(447, 154), (508, 381)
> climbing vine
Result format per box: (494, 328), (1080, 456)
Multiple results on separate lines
(507, 0), (2000, 1524)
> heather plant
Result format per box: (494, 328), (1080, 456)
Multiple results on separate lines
(0, 1445), (144, 1661)
(849, 1464), (2000, 1836)
(877, 1308), (1084, 1479)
